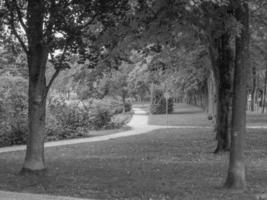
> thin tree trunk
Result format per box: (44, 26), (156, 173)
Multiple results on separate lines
(225, 1), (249, 189)
(262, 68), (267, 113)
(122, 94), (126, 113)
(150, 83), (154, 113)
(251, 67), (256, 111)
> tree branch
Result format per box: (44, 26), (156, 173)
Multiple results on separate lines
(44, 0), (55, 41)
(79, 14), (98, 30)
(13, 0), (27, 34)
(5, 0), (28, 54)
(45, 39), (70, 96)
(46, 68), (60, 93)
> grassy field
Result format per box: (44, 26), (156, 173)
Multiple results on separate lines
(246, 111), (267, 126)
(147, 103), (267, 127)
(0, 103), (266, 199)
(148, 103), (212, 127)
(0, 127), (266, 199)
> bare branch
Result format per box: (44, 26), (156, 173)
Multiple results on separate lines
(46, 68), (60, 93)
(45, 38), (70, 95)
(5, 0), (28, 54)
(13, 0), (27, 34)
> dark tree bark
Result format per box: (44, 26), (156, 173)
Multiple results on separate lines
(225, 0), (249, 189)
(207, 71), (216, 119)
(214, 33), (234, 153)
(251, 67), (256, 111)
(21, 0), (48, 173)
(262, 67), (267, 113)
(122, 92), (126, 113)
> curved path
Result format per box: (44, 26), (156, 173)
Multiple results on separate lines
(1, 106), (264, 155)
(0, 108), (160, 154)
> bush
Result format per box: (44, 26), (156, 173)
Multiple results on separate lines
(89, 104), (112, 130)
(97, 98), (132, 115)
(110, 112), (133, 128)
(47, 96), (92, 138)
(0, 75), (28, 146)
(46, 96), (126, 139)
(124, 100), (132, 112)
(150, 89), (173, 114)
(0, 84), (133, 146)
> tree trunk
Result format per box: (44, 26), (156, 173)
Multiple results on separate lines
(207, 71), (216, 119)
(214, 33), (234, 153)
(225, 1), (249, 189)
(22, 75), (47, 173)
(21, 0), (48, 174)
(122, 93), (126, 113)
(150, 83), (154, 113)
(251, 67), (256, 111)
(262, 68), (267, 113)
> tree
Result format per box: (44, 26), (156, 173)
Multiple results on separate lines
(249, 0), (267, 112)
(182, 1), (237, 152)
(107, 66), (130, 112)
(224, 0), (249, 189)
(3, 0), (130, 173)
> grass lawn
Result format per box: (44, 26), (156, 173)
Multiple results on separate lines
(148, 103), (212, 127)
(247, 111), (267, 126)
(0, 127), (266, 200)
(148, 103), (267, 127)
(85, 126), (131, 137)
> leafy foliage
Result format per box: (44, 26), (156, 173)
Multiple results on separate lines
(150, 88), (173, 114)
(0, 74), (28, 146)
(47, 96), (132, 140)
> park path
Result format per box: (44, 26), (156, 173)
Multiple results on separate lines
(1, 105), (264, 154)
(0, 108), (160, 154)
(0, 191), (92, 200)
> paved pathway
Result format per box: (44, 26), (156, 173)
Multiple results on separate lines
(0, 107), (265, 154)
(0, 108), (159, 154)
(0, 191), (91, 200)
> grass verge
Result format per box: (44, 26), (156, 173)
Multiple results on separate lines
(0, 128), (266, 200)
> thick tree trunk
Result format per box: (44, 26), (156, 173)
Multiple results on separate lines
(22, 77), (47, 173)
(214, 33), (233, 153)
(225, 1), (249, 189)
(21, 0), (48, 174)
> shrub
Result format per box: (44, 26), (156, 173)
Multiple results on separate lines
(47, 96), (92, 137)
(110, 112), (133, 128)
(124, 100), (132, 112)
(47, 96), (120, 139)
(89, 105), (112, 130)
(97, 98), (132, 115)
(150, 89), (173, 114)
(0, 75), (28, 146)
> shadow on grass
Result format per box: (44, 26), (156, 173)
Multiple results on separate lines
(0, 128), (265, 200)
(171, 110), (204, 115)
